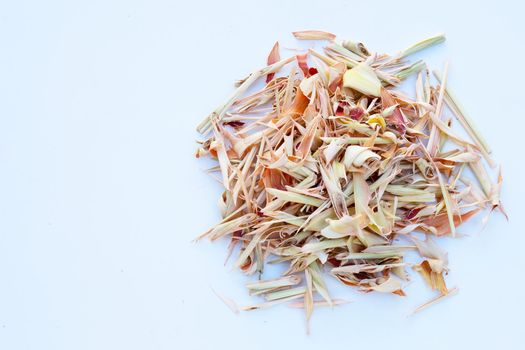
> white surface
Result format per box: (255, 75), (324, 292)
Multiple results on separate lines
(0, 0), (523, 349)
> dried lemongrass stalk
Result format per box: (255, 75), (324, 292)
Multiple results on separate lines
(398, 34), (446, 59)
(293, 30), (336, 41)
(288, 298), (350, 308)
(343, 62), (382, 97)
(195, 31), (505, 327)
(341, 39), (370, 58)
(411, 287), (459, 315)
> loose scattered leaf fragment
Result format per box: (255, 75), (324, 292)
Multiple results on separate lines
(266, 42), (280, 83)
(293, 30), (336, 41)
(412, 287), (459, 315)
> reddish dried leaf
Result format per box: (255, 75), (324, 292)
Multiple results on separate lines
(262, 168), (293, 191)
(266, 42), (280, 83)
(423, 209), (481, 236)
(223, 121), (245, 128)
(296, 54), (309, 77)
(348, 107), (364, 121)
(405, 207), (423, 220)
(381, 88), (406, 134)
(289, 88), (310, 115)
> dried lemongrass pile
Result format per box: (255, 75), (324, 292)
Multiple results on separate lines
(195, 31), (505, 321)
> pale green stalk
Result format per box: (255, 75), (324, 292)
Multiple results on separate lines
(338, 252), (402, 260)
(324, 42), (361, 66)
(246, 275), (301, 291)
(395, 60), (425, 80)
(266, 188), (324, 207)
(307, 261), (332, 305)
(469, 161), (492, 197)
(301, 239), (347, 253)
(395, 193), (436, 203)
(433, 70), (495, 168)
(265, 286), (308, 301)
(399, 34), (446, 59)
(241, 294), (303, 311)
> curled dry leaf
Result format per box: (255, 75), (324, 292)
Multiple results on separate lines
(195, 31), (505, 327)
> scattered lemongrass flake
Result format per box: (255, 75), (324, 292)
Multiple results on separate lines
(399, 34), (446, 59)
(302, 238), (347, 253)
(341, 39), (370, 58)
(266, 188), (325, 207)
(395, 60), (426, 80)
(241, 295), (304, 311)
(211, 288), (239, 314)
(246, 275), (302, 292)
(264, 286), (308, 301)
(293, 30), (336, 41)
(411, 287), (459, 315)
(288, 299), (351, 308)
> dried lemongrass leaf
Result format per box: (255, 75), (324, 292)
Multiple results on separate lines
(413, 260), (448, 294)
(368, 276), (405, 295)
(412, 287), (459, 315)
(302, 238), (347, 253)
(320, 164), (348, 218)
(321, 214), (362, 239)
(241, 295), (304, 311)
(304, 208), (337, 231)
(246, 275), (302, 292)
(308, 261), (332, 305)
(337, 251), (402, 260)
(362, 245), (416, 253)
(323, 138), (345, 163)
(422, 208), (481, 236)
(353, 173), (378, 228)
(332, 262), (408, 275)
(212, 288), (240, 314)
(325, 42), (361, 67)
(293, 30), (336, 41)
(234, 231), (264, 270)
(265, 286), (308, 301)
(398, 34), (446, 59)
(410, 236), (448, 273)
(344, 146), (381, 168)
(198, 213), (257, 241)
(469, 159), (492, 197)
(341, 39), (370, 58)
(288, 298), (350, 308)
(304, 268), (314, 329)
(343, 62), (382, 97)
(266, 42), (280, 83)
(395, 60), (425, 80)
(266, 188), (324, 207)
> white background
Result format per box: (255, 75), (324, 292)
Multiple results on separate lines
(0, 0), (523, 349)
